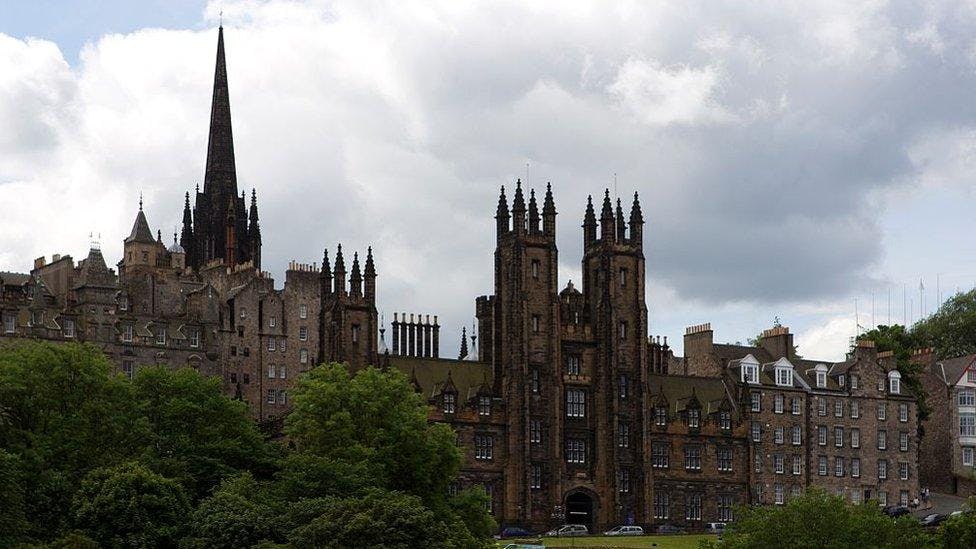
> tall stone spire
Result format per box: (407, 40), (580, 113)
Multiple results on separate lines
(203, 25), (237, 197)
(542, 182), (556, 236)
(248, 189), (261, 269)
(615, 197), (626, 242)
(582, 194), (597, 247)
(180, 191), (195, 265)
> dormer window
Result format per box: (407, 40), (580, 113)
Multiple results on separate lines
(443, 392), (456, 414)
(478, 396), (491, 416)
(851, 375), (859, 389)
(156, 327), (166, 346)
(815, 365), (828, 388)
(839, 375), (845, 387)
(63, 319), (74, 338)
(742, 363), (759, 384)
(655, 407), (667, 426)
(687, 408), (700, 428)
(775, 367), (793, 387)
(889, 371), (901, 394)
(719, 411), (731, 430)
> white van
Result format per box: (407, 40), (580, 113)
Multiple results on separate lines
(604, 525), (645, 536)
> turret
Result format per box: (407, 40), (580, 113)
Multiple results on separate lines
(615, 198), (626, 242)
(364, 246), (376, 301)
(582, 195), (597, 247)
(599, 189), (614, 241)
(496, 186), (510, 238)
(349, 252), (362, 297)
(168, 232), (186, 270)
(542, 182), (556, 237)
(248, 189), (261, 270)
(511, 179), (526, 236)
(528, 188), (540, 234)
(629, 192), (644, 246)
(333, 244), (346, 295)
(320, 248), (333, 296)
(180, 191), (194, 267)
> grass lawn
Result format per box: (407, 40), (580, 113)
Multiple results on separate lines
(498, 534), (716, 548)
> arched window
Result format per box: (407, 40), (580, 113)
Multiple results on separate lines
(888, 371), (901, 394)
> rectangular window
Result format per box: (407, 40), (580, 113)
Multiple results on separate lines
(792, 455), (802, 475)
(899, 403), (908, 422)
(617, 422), (630, 448)
(655, 407), (668, 426)
(878, 430), (887, 450)
(835, 426), (844, 447)
(531, 260), (540, 279)
(792, 398), (801, 415)
(531, 315), (540, 333)
(688, 409), (700, 428)
(818, 425), (827, 446)
(268, 337), (276, 352)
(268, 364), (276, 378)
(743, 364), (759, 384)
(530, 368), (540, 394)
(478, 396), (491, 416)
(834, 400), (843, 418)
(280, 338), (286, 352)
(652, 442), (669, 468)
(878, 459), (888, 480)
(270, 316), (277, 328)
(818, 456), (828, 476)
(189, 329), (200, 348)
(852, 375), (859, 389)
(718, 447), (733, 471)
(156, 327), (166, 345)
(280, 365), (286, 379)
(351, 325), (360, 343)
(443, 393), (456, 414)
(720, 411), (732, 430)
(684, 445), (702, 470)
(3, 315), (13, 334)
(776, 368), (792, 386)
(566, 389), (586, 418)
(755, 453), (763, 473)
(852, 457), (860, 478)
(851, 428), (860, 448)
(751, 392), (761, 412)
(475, 435), (493, 460)
(962, 413), (976, 436)
(267, 389), (276, 404)
(718, 495), (733, 522)
(851, 400), (859, 418)
(774, 394), (784, 413)
(299, 326), (308, 341)
(617, 469), (631, 493)
(900, 431), (909, 452)
(774, 427), (784, 445)
(879, 491), (888, 506)
(484, 485), (493, 513)
(774, 454), (784, 474)
(619, 267), (627, 287)
(567, 355), (581, 375)
(751, 421), (762, 442)
(653, 492), (669, 519)
(878, 403), (886, 420)
(619, 321), (627, 339)
(530, 419), (542, 444)
(899, 462), (909, 480)
(964, 447), (974, 466)
(774, 484), (784, 505)
(818, 399), (826, 416)
(63, 319), (74, 338)
(530, 465), (542, 489)
(835, 457), (845, 477)
(969, 370), (976, 384)
(300, 348), (308, 364)
(122, 360), (134, 379)
(278, 389), (286, 405)
(900, 490), (909, 506)
(299, 304), (307, 319)
(685, 494), (703, 521)
(792, 425), (802, 446)
(566, 439), (586, 464)
(960, 390), (976, 407)
(618, 373), (628, 399)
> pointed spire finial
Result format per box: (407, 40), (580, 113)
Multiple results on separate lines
(139, 192), (143, 211)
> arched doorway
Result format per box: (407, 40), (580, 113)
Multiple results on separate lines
(565, 491), (595, 533)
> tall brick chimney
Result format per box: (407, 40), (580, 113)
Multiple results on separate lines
(759, 325), (794, 360)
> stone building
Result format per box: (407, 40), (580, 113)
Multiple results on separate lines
(0, 24), (927, 536)
(918, 351), (976, 496)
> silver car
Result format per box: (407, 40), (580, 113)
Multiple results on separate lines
(545, 524), (588, 537)
(604, 525), (644, 536)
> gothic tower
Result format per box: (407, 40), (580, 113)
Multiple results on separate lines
(184, 26), (260, 270)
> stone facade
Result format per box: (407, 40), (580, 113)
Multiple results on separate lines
(918, 352), (976, 496)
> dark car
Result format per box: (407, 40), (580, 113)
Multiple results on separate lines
(498, 526), (534, 539)
(921, 513), (946, 528)
(883, 506), (911, 518)
(656, 524), (685, 534)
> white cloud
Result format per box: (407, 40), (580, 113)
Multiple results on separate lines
(796, 316), (855, 362)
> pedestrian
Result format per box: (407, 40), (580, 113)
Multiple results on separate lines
(912, 497), (919, 509)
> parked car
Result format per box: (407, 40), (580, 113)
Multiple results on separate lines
(656, 524), (685, 534)
(883, 505), (911, 518)
(603, 525), (644, 536)
(502, 545), (545, 549)
(545, 524), (588, 537)
(497, 526), (535, 539)
(921, 513), (946, 528)
(705, 522), (727, 534)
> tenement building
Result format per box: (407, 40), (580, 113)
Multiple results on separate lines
(917, 351), (976, 496)
(0, 27), (924, 534)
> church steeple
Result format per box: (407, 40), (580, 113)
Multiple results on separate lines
(203, 25), (237, 197)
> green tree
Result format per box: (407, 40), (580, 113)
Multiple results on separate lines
(0, 450), (27, 546)
(938, 497), (976, 548)
(858, 324), (930, 424)
(71, 462), (191, 549)
(914, 290), (976, 358)
(183, 473), (277, 549)
(131, 366), (274, 499)
(714, 489), (932, 549)
(285, 363), (461, 506)
(0, 342), (148, 539)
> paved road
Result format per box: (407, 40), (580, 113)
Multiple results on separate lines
(913, 492), (967, 518)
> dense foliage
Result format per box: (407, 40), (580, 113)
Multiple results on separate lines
(0, 341), (494, 548)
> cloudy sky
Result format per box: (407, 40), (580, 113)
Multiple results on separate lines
(3, 0), (976, 361)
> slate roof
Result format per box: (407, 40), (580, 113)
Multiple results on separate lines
(648, 373), (738, 419)
(388, 355), (492, 401)
(126, 210), (155, 244)
(0, 271), (30, 286)
(937, 354), (976, 386)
